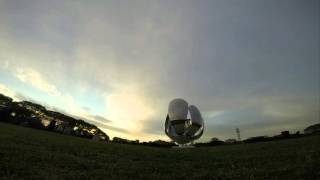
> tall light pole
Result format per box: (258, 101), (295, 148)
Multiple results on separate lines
(236, 128), (241, 141)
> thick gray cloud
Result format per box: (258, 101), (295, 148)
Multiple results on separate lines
(0, 0), (319, 141)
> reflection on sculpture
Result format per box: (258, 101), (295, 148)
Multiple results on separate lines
(165, 98), (204, 147)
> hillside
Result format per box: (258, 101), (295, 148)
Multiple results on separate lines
(0, 93), (109, 141)
(0, 122), (319, 180)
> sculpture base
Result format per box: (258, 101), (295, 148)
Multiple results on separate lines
(172, 145), (195, 148)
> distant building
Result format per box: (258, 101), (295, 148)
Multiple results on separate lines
(225, 139), (237, 144)
(281, 131), (290, 137)
(92, 133), (101, 141)
(113, 137), (130, 144)
(63, 126), (73, 135)
(55, 122), (73, 135)
(41, 119), (51, 127)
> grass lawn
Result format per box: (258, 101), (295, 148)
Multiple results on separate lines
(0, 122), (319, 180)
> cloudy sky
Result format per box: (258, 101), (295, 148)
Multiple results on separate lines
(0, 0), (319, 142)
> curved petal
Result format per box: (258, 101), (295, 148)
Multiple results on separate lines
(189, 105), (204, 126)
(168, 99), (188, 120)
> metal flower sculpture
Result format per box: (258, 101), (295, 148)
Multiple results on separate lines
(165, 99), (204, 146)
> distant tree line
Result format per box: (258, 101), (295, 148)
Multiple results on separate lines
(1, 93), (319, 148)
(195, 128), (320, 147)
(110, 125), (320, 147)
(110, 137), (177, 148)
(0, 93), (109, 142)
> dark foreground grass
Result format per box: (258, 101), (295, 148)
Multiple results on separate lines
(0, 122), (319, 180)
